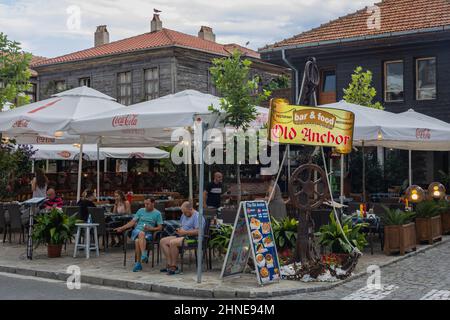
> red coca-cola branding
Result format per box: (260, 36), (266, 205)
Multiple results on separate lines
(112, 114), (138, 127)
(13, 119), (30, 128)
(36, 136), (56, 143)
(57, 151), (72, 158)
(416, 128), (431, 140)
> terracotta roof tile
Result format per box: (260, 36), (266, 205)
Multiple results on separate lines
(32, 28), (260, 67)
(263, 0), (450, 50)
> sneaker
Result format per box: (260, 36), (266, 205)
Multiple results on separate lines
(141, 253), (148, 263)
(132, 262), (142, 272)
(167, 267), (179, 275)
(160, 266), (169, 273)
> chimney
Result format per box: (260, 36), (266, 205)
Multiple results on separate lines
(94, 25), (109, 47)
(151, 14), (163, 32)
(198, 26), (215, 42)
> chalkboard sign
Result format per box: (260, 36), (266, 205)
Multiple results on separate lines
(220, 201), (281, 285)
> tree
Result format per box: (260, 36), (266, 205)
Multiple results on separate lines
(0, 32), (32, 111)
(209, 50), (271, 203)
(343, 66), (383, 110)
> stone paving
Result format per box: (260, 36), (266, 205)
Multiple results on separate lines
(0, 236), (448, 298)
(281, 240), (450, 300)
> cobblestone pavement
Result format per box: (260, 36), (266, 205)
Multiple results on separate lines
(281, 241), (450, 300)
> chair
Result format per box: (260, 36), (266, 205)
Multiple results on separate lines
(63, 206), (81, 219)
(123, 229), (162, 268)
(7, 204), (26, 244)
(88, 207), (112, 250)
(220, 207), (238, 224)
(0, 206), (8, 243)
(179, 217), (212, 273)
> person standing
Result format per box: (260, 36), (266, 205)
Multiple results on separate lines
(203, 172), (223, 209)
(77, 189), (97, 222)
(31, 168), (48, 198)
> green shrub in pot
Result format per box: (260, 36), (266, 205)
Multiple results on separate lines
(381, 206), (415, 225)
(414, 200), (441, 218)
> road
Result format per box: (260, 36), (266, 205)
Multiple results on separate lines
(0, 241), (448, 300)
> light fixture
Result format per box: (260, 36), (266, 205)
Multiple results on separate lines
(54, 131), (65, 138)
(405, 185), (425, 203)
(428, 182), (446, 200)
(377, 130), (383, 140)
(2, 136), (10, 144)
(73, 143), (81, 148)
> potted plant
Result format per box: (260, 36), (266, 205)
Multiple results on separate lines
(317, 213), (368, 267)
(382, 207), (416, 255)
(208, 224), (233, 256)
(414, 200), (442, 244)
(272, 217), (298, 265)
(436, 199), (450, 235)
(32, 207), (78, 258)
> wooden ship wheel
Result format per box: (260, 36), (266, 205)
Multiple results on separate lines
(289, 162), (329, 265)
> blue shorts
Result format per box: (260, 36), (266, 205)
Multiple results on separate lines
(131, 229), (153, 241)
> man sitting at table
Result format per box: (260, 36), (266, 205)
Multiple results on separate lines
(41, 188), (64, 210)
(114, 197), (163, 272)
(159, 201), (205, 275)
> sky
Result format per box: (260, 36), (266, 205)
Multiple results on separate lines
(0, 0), (378, 58)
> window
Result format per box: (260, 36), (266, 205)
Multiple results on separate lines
(144, 68), (159, 101)
(322, 70), (336, 93)
(26, 83), (37, 103)
(79, 77), (91, 87)
(384, 61), (404, 102)
(117, 71), (132, 105)
(55, 80), (66, 93)
(416, 57), (436, 100)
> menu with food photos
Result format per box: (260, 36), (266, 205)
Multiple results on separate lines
(245, 201), (281, 285)
(220, 201), (281, 285)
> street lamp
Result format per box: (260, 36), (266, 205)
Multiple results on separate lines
(428, 182), (446, 200)
(405, 185), (425, 204)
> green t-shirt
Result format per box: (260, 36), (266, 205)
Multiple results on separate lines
(133, 208), (163, 231)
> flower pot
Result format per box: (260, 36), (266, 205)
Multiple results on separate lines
(442, 212), (450, 235)
(47, 244), (63, 258)
(415, 216), (442, 244)
(384, 223), (416, 255)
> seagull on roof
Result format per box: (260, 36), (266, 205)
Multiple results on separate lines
(154, 8), (162, 13)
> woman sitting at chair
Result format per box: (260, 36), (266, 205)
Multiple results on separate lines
(110, 190), (131, 246)
(159, 201), (205, 275)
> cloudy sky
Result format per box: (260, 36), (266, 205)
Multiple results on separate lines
(0, 0), (377, 58)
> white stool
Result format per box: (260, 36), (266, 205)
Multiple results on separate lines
(73, 223), (100, 259)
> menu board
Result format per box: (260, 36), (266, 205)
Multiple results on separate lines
(220, 201), (281, 285)
(245, 201), (281, 285)
(220, 205), (252, 277)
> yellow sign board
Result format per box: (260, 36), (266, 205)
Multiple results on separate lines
(268, 98), (355, 154)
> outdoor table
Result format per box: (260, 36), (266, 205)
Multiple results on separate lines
(73, 223), (100, 259)
(350, 215), (382, 255)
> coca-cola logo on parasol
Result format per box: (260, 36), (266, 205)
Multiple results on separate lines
(112, 114), (138, 127)
(13, 119), (30, 128)
(416, 128), (431, 140)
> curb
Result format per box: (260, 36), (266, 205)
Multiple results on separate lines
(0, 237), (448, 298)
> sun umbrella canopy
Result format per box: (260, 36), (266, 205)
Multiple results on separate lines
(68, 90), (269, 143)
(0, 86), (124, 138)
(30, 144), (169, 161)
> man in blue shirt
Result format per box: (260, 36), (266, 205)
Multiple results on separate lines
(160, 201), (205, 275)
(115, 197), (163, 272)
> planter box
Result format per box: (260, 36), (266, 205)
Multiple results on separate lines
(442, 213), (450, 235)
(384, 223), (416, 255)
(415, 216), (442, 244)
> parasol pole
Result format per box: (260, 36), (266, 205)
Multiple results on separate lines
(76, 138), (84, 202)
(409, 149), (412, 187)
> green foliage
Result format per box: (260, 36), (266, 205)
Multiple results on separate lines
(381, 206), (415, 226)
(272, 216), (298, 249)
(32, 208), (79, 246)
(208, 224), (233, 254)
(436, 199), (450, 214)
(263, 74), (290, 91)
(0, 33), (32, 110)
(349, 148), (384, 193)
(438, 170), (450, 190)
(209, 50), (271, 131)
(343, 66), (383, 110)
(0, 143), (35, 199)
(317, 212), (368, 254)
(414, 200), (441, 218)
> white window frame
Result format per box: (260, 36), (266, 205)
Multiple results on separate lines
(117, 71), (132, 105)
(144, 67), (159, 101)
(79, 77), (91, 87)
(384, 60), (404, 103)
(416, 57), (436, 101)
